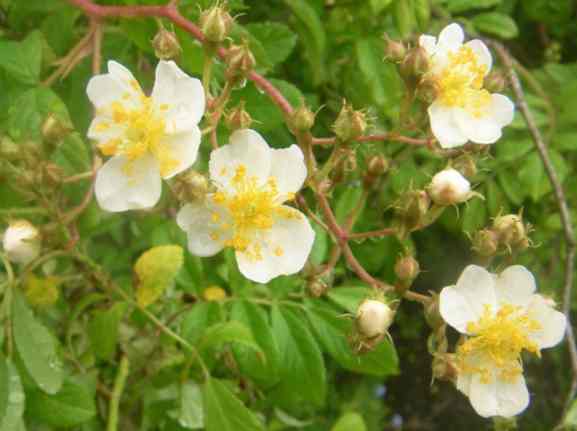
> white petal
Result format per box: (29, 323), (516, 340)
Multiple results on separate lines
(438, 23), (464, 51)
(527, 295), (567, 349)
(87, 115), (124, 142)
(428, 102), (468, 148)
(159, 126), (201, 179)
(468, 373), (529, 418)
(490, 93), (515, 127)
(235, 207), (315, 283)
(209, 129), (271, 190)
(419, 34), (437, 56)
(151, 61), (205, 131)
(457, 371), (473, 396)
(465, 39), (492, 74)
(86, 61), (141, 109)
(176, 201), (227, 257)
(95, 154), (161, 212)
(494, 265), (536, 308)
(453, 107), (502, 144)
(269, 145), (307, 196)
(440, 265), (496, 333)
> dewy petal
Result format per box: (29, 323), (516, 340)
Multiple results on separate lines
(176, 201), (228, 257)
(490, 93), (515, 127)
(159, 126), (201, 179)
(440, 265), (496, 333)
(151, 61), (205, 131)
(494, 265), (536, 308)
(209, 129), (271, 190)
(86, 60), (141, 109)
(527, 294), (567, 349)
(419, 34), (437, 56)
(269, 145), (307, 197)
(428, 102), (468, 148)
(235, 206), (315, 284)
(437, 23), (464, 51)
(468, 373), (529, 418)
(95, 154), (161, 212)
(465, 39), (492, 74)
(453, 107), (502, 145)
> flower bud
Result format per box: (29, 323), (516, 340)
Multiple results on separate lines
(172, 171), (209, 203)
(41, 114), (71, 144)
(472, 228), (499, 257)
(225, 43), (256, 79)
(484, 70), (507, 93)
(452, 154), (477, 178)
(355, 299), (394, 339)
(200, 4), (233, 44)
(225, 102), (253, 130)
(0, 136), (19, 161)
(290, 105), (316, 132)
(415, 78), (437, 104)
(3, 220), (41, 265)
(383, 34), (406, 63)
(203, 285), (227, 301)
(395, 254), (420, 284)
(307, 278), (328, 298)
(493, 214), (527, 248)
(395, 189), (430, 233)
(400, 46), (429, 78)
(152, 28), (182, 60)
(367, 155), (389, 177)
(427, 168), (472, 206)
(333, 101), (367, 142)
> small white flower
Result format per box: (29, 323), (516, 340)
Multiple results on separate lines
(439, 265), (566, 418)
(3, 220), (40, 264)
(176, 129), (315, 284)
(419, 23), (515, 148)
(356, 299), (394, 338)
(428, 168), (471, 205)
(87, 60), (205, 212)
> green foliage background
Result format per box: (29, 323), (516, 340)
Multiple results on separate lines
(0, 0), (576, 430)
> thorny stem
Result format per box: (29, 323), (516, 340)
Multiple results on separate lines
(107, 355), (129, 431)
(348, 228), (396, 241)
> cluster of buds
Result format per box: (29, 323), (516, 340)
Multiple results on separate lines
(352, 298), (395, 353)
(3, 220), (41, 265)
(225, 102), (253, 130)
(427, 168), (475, 206)
(199, 3), (233, 44)
(394, 254), (420, 290)
(332, 101), (367, 142)
(393, 189), (430, 237)
(362, 155), (389, 189)
(152, 28), (182, 60)
(171, 171), (209, 203)
(472, 212), (531, 256)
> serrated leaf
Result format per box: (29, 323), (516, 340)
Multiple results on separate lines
(0, 31), (43, 85)
(472, 12), (519, 39)
(246, 22), (297, 68)
(87, 302), (127, 362)
(0, 358), (25, 431)
(26, 380), (96, 427)
(446, 0), (501, 13)
(461, 197), (488, 233)
(331, 412), (367, 431)
(174, 382), (203, 429)
(356, 38), (387, 108)
(199, 321), (262, 356)
(181, 302), (223, 344)
(12, 292), (63, 394)
(134, 245), (184, 307)
(203, 378), (264, 431)
(327, 286), (373, 313)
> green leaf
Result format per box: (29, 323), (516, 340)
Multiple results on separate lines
(306, 303), (398, 377)
(446, 0), (501, 13)
(203, 378), (264, 431)
(335, 187), (364, 224)
(175, 382), (204, 429)
(370, 0), (393, 14)
(327, 286), (373, 313)
(181, 302), (223, 344)
(498, 170), (525, 206)
(134, 245), (184, 307)
(0, 358), (25, 431)
(246, 23), (297, 68)
(356, 38), (387, 108)
(87, 302), (127, 362)
(519, 150), (569, 202)
(12, 292), (63, 394)
(270, 306), (326, 410)
(393, 0), (415, 38)
(472, 12), (519, 39)
(0, 31), (43, 85)
(331, 412), (367, 431)
(461, 197), (488, 233)
(230, 301), (280, 386)
(26, 380), (96, 427)
(199, 321), (262, 355)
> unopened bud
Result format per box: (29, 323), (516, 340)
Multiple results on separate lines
(172, 171), (209, 203)
(416, 78), (437, 104)
(226, 43), (256, 79)
(395, 255), (420, 284)
(367, 155), (389, 177)
(200, 5), (233, 44)
(427, 168), (472, 206)
(3, 220), (41, 265)
(290, 105), (316, 132)
(401, 46), (429, 77)
(333, 101), (367, 142)
(395, 189), (430, 232)
(452, 154), (477, 178)
(152, 28), (182, 60)
(472, 228), (499, 257)
(42, 114), (71, 144)
(493, 214), (527, 248)
(383, 34), (406, 63)
(0, 136), (19, 161)
(307, 279), (328, 298)
(484, 70), (507, 93)
(225, 102), (253, 130)
(356, 299), (394, 338)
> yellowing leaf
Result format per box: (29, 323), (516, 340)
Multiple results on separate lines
(24, 275), (60, 307)
(134, 245), (184, 307)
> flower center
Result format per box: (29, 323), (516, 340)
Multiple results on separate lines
(210, 165), (296, 261)
(433, 46), (491, 117)
(456, 304), (541, 383)
(94, 83), (177, 177)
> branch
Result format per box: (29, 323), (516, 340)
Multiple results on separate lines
(312, 133), (431, 146)
(491, 41), (577, 414)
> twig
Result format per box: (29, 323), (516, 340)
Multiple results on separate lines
(491, 41), (577, 414)
(312, 134), (431, 146)
(107, 355), (129, 431)
(347, 227), (396, 241)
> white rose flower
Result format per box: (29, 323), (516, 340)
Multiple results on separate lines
(3, 220), (41, 265)
(419, 23), (515, 148)
(428, 168), (472, 205)
(87, 60), (205, 212)
(176, 129), (315, 284)
(439, 265), (566, 417)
